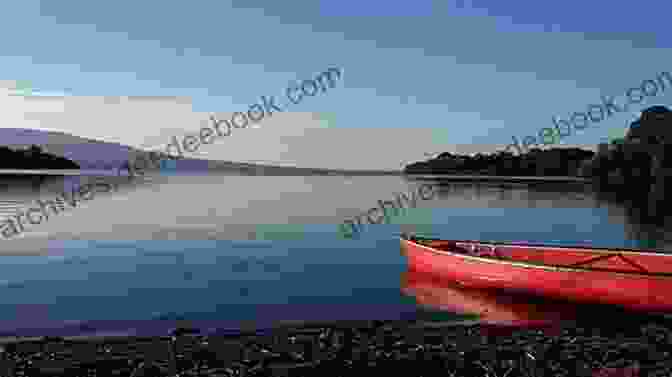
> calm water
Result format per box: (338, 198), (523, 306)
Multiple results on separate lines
(0, 172), (670, 337)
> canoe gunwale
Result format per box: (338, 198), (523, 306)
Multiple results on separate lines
(399, 234), (670, 257)
(401, 237), (672, 279)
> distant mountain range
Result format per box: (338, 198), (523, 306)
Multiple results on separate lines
(0, 128), (400, 176)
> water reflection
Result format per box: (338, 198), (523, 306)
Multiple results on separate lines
(399, 268), (654, 332)
(402, 268), (576, 326)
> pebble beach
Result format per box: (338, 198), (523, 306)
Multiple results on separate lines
(0, 315), (670, 377)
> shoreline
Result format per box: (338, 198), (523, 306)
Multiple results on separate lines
(0, 168), (405, 177)
(403, 174), (590, 183)
(0, 317), (667, 376)
(1, 170), (593, 181)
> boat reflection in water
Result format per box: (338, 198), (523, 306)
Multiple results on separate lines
(400, 268), (637, 335)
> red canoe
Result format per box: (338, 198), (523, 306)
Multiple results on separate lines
(400, 234), (672, 313)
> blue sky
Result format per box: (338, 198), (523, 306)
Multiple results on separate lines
(1, 0), (672, 169)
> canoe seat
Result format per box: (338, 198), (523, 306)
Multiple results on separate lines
(426, 240), (506, 259)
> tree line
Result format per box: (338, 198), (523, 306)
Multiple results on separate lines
(403, 148), (595, 176)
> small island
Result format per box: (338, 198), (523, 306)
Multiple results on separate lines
(0, 145), (80, 170)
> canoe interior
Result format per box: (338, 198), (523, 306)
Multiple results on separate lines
(406, 236), (672, 276)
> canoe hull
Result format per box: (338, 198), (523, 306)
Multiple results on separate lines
(401, 237), (672, 313)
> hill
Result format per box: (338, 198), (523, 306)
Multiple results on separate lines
(0, 128), (400, 176)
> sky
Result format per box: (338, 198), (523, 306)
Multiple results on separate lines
(1, 0), (672, 170)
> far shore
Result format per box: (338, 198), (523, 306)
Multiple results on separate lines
(403, 175), (590, 183)
(0, 170), (596, 183)
(0, 169), (122, 176)
(0, 168), (404, 177)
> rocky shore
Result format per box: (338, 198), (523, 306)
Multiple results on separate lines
(0, 316), (670, 376)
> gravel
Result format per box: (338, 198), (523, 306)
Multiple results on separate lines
(0, 317), (668, 376)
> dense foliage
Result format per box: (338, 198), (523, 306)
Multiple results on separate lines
(585, 106), (671, 181)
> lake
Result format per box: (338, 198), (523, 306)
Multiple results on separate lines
(0, 172), (670, 337)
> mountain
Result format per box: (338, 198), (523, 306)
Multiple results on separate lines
(0, 128), (400, 176)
